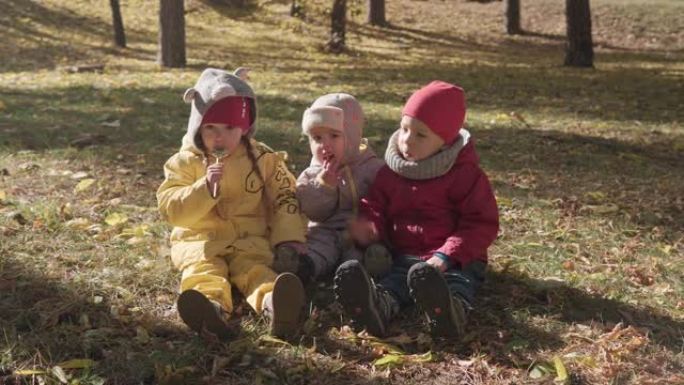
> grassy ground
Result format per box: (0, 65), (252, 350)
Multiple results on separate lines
(1, 0), (683, 384)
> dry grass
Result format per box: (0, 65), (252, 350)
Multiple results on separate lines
(1, 0), (683, 384)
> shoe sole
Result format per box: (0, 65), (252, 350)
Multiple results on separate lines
(408, 263), (465, 339)
(177, 289), (234, 340)
(334, 260), (386, 337)
(270, 272), (305, 338)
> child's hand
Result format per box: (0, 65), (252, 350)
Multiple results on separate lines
(426, 255), (449, 273)
(320, 155), (340, 186)
(206, 162), (224, 197)
(349, 218), (379, 247)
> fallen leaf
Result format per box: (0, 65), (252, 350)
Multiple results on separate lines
(70, 171), (90, 180)
(0, 190), (6, 202)
(56, 359), (95, 369)
(74, 178), (96, 193)
(584, 191), (606, 203)
(126, 236), (145, 245)
(101, 119), (120, 128)
(553, 356), (568, 383)
(581, 203), (619, 214)
(105, 213), (128, 226)
(14, 369), (46, 376)
(373, 354), (403, 368)
(411, 351), (434, 363)
(6, 211), (27, 225)
(70, 134), (107, 149)
(51, 366), (68, 384)
(135, 326), (150, 344)
(259, 335), (291, 346)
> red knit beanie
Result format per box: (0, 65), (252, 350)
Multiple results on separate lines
(201, 96), (252, 133)
(402, 81), (466, 145)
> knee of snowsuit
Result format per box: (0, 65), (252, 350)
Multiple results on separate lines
(307, 226), (364, 279)
(174, 238), (277, 315)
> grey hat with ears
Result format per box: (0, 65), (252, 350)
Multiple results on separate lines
(181, 67), (257, 152)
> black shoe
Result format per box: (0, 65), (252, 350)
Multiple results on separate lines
(177, 289), (237, 341)
(333, 260), (387, 337)
(407, 263), (466, 339)
(267, 272), (305, 339)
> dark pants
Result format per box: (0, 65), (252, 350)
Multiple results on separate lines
(377, 256), (486, 311)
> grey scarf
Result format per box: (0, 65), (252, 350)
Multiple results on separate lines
(384, 129), (470, 180)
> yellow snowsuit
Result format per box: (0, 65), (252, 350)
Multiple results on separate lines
(157, 138), (306, 315)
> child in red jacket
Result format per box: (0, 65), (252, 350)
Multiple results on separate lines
(334, 81), (499, 339)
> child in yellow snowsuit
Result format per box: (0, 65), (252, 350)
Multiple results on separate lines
(157, 68), (307, 340)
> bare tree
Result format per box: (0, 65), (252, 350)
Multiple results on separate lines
(109, 0), (126, 48)
(327, 0), (347, 53)
(505, 0), (521, 35)
(564, 0), (593, 67)
(368, 0), (386, 26)
(158, 0), (186, 68)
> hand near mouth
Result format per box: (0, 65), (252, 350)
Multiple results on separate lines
(320, 154), (340, 187)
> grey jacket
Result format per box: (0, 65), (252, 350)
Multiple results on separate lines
(297, 144), (384, 230)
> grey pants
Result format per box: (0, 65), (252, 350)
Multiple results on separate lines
(307, 226), (363, 279)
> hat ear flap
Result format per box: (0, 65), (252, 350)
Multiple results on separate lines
(183, 88), (197, 104)
(233, 67), (251, 81)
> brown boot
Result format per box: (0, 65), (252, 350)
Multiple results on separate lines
(263, 272), (305, 339)
(177, 289), (238, 341)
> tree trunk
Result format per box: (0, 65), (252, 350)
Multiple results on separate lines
(110, 0), (126, 47)
(368, 0), (386, 26)
(327, 0), (347, 53)
(505, 0), (521, 35)
(564, 0), (593, 67)
(158, 0), (186, 68)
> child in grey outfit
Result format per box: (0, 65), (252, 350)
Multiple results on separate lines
(276, 94), (389, 282)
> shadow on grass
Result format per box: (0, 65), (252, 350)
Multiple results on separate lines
(0, 0), (157, 72)
(0, 253), (393, 384)
(305, 267), (683, 365)
(476, 126), (683, 236)
(468, 268), (684, 364)
(0, 254), (194, 384)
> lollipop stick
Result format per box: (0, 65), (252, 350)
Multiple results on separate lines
(213, 157), (220, 198)
(211, 149), (225, 198)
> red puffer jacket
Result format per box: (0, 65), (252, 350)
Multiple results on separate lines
(361, 141), (499, 267)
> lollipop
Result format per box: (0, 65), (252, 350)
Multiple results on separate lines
(211, 147), (228, 198)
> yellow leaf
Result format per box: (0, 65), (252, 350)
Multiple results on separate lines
(0, 189), (6, 202)
(105, 213), (128, 226)
(373, 354), (403, 368)
(585, 203), (619, 214)
(497, 196), (513, 207)
(553, 356), (568, 383)
(56, 359), (96, 369)
(411, 351), (434, 363)
(14, 369), (46, 376)
(74, 178), (96, 193)
(584, 191), (606, 203)
(258, 334), (292, 346)
(65, 218), (90, 230)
